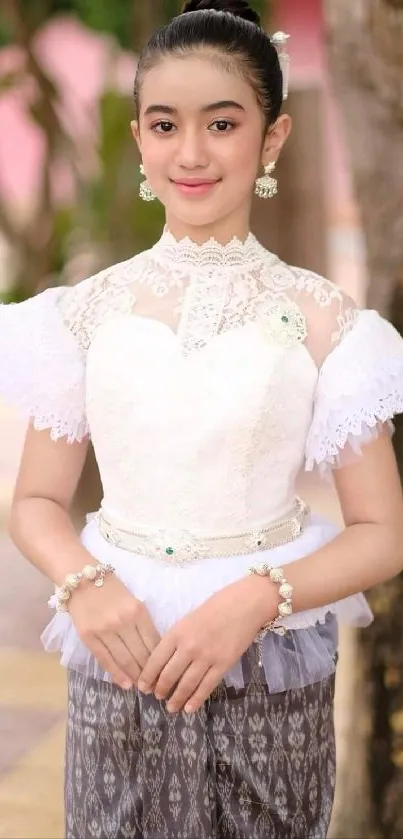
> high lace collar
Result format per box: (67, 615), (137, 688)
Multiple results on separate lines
(151, 227), (270, 269)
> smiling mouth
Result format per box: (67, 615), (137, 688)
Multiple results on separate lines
(172, 178), (220, 186)
(170, 179), (221, 196)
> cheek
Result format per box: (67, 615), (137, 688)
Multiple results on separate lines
(142, 155), (170, 189)
(221, 138), (260, 185)
(219, 127), (261, 162)
(140, 133), (171, 171)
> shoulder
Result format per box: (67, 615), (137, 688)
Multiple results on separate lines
(263, 255), (353, 315)
(265, 258), (359, 362)
(273, 259), (347, 309)
(57, 254), (142, 350)
(58, 254), (139, 311)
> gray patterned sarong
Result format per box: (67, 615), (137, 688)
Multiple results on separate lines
(65, 647), (336, 839)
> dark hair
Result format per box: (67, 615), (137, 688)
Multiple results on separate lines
(134, 0), (283, 128)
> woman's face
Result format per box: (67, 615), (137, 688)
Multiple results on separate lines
(132, 52), (290, 241)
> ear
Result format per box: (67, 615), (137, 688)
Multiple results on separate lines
(261, 114), (292, 166)
(131, 120), (141, 152)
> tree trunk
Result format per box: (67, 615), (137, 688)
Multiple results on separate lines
(324, 0), (403, 317)
(324, 2), (403, 836)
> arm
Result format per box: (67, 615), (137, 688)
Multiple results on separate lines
(10, 424), (92, 585)
(10, 425), (160, 689)
(252, 428), (403, 619)
(138, 429), (403, 712)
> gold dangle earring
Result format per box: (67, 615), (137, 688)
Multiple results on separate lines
(139, 164), (156, 202)
(255, 162), (278, 200)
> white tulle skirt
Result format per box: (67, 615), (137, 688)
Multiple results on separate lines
(41, 511), (373, 694)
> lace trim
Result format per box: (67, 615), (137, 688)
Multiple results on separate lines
(305, 357), (403, 470)
(151, 228), (269, 268)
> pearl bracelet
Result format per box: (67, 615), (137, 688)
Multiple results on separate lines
(53, 563), (115, 613)
(248, 563), (293, 664)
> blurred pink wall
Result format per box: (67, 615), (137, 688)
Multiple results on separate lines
(0, 17), (134, 215)
(275, 0), (326, 84)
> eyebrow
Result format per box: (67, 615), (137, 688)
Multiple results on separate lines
(143, 100), (246, 116)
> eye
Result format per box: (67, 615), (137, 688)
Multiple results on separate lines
(151, 121), (176, 134)
(209, 119), (235, 132)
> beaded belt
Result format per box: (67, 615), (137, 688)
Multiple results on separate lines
(95, 497), (309, 566)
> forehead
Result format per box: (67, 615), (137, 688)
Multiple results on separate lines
(139, 53), (256, 114)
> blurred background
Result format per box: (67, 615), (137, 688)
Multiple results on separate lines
(0, 1), (402, 836)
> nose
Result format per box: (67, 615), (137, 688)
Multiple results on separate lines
(176, 127), (209, 170)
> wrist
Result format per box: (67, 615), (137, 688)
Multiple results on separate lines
(242, 572), (279, 629)
(52, 562), (115, 613)
(52, 551), (100, 587)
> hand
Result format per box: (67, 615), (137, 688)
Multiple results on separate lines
(68, 574), (160, 691)
(138, 575), (275, 713)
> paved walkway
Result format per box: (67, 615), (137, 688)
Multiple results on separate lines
(0, 533), (66, 838)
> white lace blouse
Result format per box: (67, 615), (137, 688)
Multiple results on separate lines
(1, 228), (402, 691)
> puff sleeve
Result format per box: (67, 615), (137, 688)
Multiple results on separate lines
(0, 286), (89, 443)
(305, 310), (403, 473)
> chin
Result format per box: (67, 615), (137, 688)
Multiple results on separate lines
(171, 203), (227, 230)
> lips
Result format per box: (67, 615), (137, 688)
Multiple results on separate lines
(171, 178), (220, 197)
(172, 178), (219, 187)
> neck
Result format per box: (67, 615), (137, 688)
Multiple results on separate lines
(164, 212), (251, 246)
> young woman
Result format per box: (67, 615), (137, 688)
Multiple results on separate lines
(2, 1), (403, 837)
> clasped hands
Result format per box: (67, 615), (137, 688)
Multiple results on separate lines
(70, 572), (273, 713)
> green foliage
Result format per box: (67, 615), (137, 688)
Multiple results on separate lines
(82, 88), (164, 258)
(0, 15), (12, 48)
(56, 0), (136, 48)
(0, 0), (270, 49)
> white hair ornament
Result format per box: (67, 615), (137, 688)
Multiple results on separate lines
(270, 31), (290, 101)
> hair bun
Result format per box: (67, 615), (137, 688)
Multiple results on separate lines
(181, 0), (261, 27)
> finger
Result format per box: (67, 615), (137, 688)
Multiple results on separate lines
(183, 667), (222, 714)
(166, 661), (209, 713)
(153, 650), (193, 700)
(90, 637), (133, 690)
(119, 627), (150, 670)
(102, 633), (141, 685)
(138, 637), (177, 693)
(137, 609), (161, 654)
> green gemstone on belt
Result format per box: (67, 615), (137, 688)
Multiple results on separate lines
(281, 315), (289, 323)
(165, 547), (174, 555)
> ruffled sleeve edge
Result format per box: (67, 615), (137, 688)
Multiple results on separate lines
(0, 287), (90, 444)
(305, 312), (403, 473)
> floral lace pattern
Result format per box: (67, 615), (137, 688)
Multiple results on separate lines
(1, 227), (403, 486)
(58, 261), (136, 351)
(55, 229), (356, 361)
